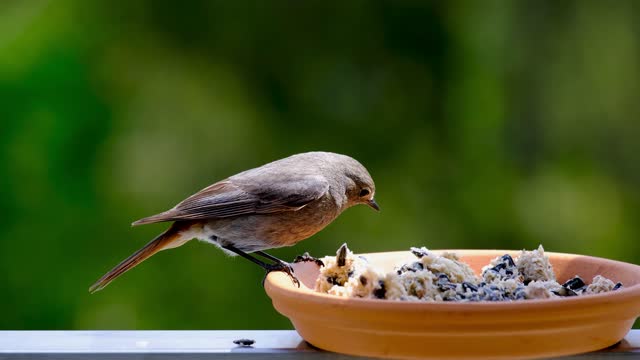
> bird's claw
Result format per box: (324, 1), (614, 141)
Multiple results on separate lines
(263, 261), (300, 288)
(293, 252), (324, 267)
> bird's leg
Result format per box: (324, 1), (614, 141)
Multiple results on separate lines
(253, 251), (301, 279)
(253, 250), (286, 263)
(222, 245), (271, 268)
(253, 251), (300, 288)
(222, 245), (300, 287)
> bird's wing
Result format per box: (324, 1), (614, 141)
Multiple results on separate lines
(132, 175), (329, 226)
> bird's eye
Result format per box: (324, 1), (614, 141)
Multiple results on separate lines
(359, 188), (370, 197)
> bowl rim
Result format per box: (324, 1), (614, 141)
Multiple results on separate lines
(265, 249), (640, 312)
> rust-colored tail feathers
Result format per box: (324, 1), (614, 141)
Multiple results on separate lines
(89, 223), (186, 293)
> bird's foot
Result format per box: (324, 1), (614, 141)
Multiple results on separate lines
(293, 252), (324, 267)
(263, 261), (300, 288)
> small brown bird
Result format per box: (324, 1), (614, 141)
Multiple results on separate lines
(89, 151), (379, 293)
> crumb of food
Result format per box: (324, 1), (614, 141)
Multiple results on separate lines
(380, 247), (479, 301)
(315, 243), (384, 298)
(410, 247), (478, 284)
(516, 245), (556, 283)
(525, 280), (561, 299)
(313, 244), (622, 302)
(233, 338), (255, 346)
(482, 254), (521, 283)
(586, 275), (618, 294)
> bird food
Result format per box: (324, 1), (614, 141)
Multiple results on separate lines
(233, 338), (255, 347)
(314, 244), (623, 301)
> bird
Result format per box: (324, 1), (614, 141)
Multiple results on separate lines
(89, 151), (379, 293)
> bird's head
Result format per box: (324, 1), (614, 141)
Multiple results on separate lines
(341, 158), (379, 212)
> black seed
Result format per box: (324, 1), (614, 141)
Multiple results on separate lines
(462, 282), (478, 292)
(410, 247), (429, 258)
(359, 275), (368, 286)
(373, 281), (386, 299)
(501, 254), (516, 267)
(397, 262), (425, 274)
(562, 277), (586, 290)
(347, 271), (354, 278)
(439, 283), (456, 291)
(480, 286), (503, 301)
(553, 287), (577, 297)
(233, 339), (255, 346)
(436, 273), (456, 291)
(437, 273), (450, 281)
(336, 244), (348, 266)
(492, 263), (506, 271)
(613, 282), (623, 291)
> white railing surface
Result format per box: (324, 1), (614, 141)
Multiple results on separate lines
(1, 330), (639, 359)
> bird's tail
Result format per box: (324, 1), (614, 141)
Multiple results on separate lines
(89, 222), (192, 293)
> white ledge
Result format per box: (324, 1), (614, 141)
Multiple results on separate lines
(0, 330), (639, 359)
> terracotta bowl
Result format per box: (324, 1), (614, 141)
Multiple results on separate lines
(264, 250), (640, 359)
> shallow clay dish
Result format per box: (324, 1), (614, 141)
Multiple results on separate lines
(264, 250), (640, 359)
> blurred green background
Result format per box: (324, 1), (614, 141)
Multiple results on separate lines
(1, 1), (639, 330)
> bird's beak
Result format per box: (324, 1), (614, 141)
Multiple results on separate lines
(367, 198), (380, 211)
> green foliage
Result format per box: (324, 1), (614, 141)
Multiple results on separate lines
(1, 1), (639, 329)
